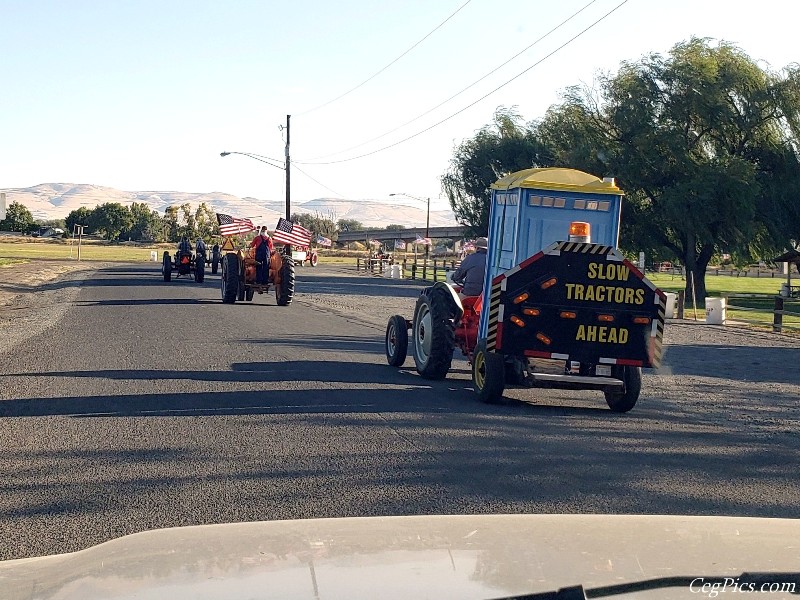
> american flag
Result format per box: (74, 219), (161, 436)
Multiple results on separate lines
(216, 213), (255, 236)
(273, 218), (312, 246)
(316, 235), (332, 247)
(415, 233), (432, 246)
(394, 239), (406, 250)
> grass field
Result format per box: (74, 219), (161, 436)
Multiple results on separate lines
(0, 242), (162, 262)
(0, 258), (27, 267)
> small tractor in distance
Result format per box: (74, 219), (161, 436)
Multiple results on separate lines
(220, 245), (295, 305)
(292, 245), (319, 267)
(385, 168), (666, 413)
(162, 248), (205, 283)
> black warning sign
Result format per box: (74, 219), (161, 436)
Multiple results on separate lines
(490, 242), (665, 367)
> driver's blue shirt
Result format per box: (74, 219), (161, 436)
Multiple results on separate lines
(452, 249), (487, 296)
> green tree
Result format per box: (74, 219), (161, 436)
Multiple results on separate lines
(162, 206), (179, 242)
(0, 201), (35, 232)
(384, 224), (406, 231)
(89, 202), (132, 240)
(124, 202), (162, 241)
(66, 207), (94, 233)
(337, 218), (364, 232)
(291, 212), (337, 238)
(538, 38), (800, 300)
(441, 106), (552, 236)
(194, 202), (219, 240)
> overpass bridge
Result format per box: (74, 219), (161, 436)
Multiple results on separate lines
(337, 225), (467, 243)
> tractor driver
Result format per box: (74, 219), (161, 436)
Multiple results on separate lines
(452, 236), (488, 298)
(250, 226), (274, 284)
(178, 236), (191, 254)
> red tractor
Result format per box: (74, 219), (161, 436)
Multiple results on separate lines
(220, 247), (295, 305)
(292, 246), (319, 267)
(384, 168), (666, 413)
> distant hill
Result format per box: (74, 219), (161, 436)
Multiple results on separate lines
(0, 183), (458, 229)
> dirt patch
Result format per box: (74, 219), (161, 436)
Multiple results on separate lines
(0, 260), (99, 308)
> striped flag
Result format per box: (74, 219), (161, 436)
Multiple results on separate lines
(273, 218), (312, 246)
(394, 239), (406, 250)
(216, 213), (255, 236)
(316, 235), (332, 247)
(415, 233), (432, 246)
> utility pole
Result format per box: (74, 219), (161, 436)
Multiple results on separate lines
(285, 114), (291, 221)
(425, 196), (430, 262)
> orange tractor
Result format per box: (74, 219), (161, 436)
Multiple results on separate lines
(220, 247), (295, 305)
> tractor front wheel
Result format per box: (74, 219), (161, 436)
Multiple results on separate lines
(276, 257), (295, 306)
(221, 253), (239, 303)
(385, 315), (408, 367)
(162, 252), (172, 282)
(604, 366), (642, 413)
(411, 287), (455, 379)
(472, 340), (505, 404)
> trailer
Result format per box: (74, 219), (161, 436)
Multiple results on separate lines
(385, 168), (666, 412)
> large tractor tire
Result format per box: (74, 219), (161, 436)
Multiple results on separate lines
(221, 253), (239, 304)
(385, 315), (408, 367)
(472, 339), (505, 404)
(162, 252), (172, 282)
(276, 257), (295, 306)
(604, 365), (642, 413)
(310, 251), (319, 267)
(411, 287), (455, 379)
(194, 255), (205, 283)
(211, 246), (220, 274)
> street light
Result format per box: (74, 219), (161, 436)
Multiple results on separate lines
(390, 193), (430, 260)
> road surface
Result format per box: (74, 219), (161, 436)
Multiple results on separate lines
(0, 263), (798, 560)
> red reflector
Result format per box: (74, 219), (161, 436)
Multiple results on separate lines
(510, 315), (525, 327)
(513, 292), (529, 304)
(598, 314), (614, 322)
(633, 317), (650, 325)
(616, 358), (644, 367)
(560, 311), (576, 319)
(536, 332), (551, 345)
(523, 308), (540, 317)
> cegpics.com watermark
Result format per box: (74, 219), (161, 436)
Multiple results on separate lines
(690, 577), (797, 598)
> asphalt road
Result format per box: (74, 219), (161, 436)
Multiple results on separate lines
(1, 263), (799, 560)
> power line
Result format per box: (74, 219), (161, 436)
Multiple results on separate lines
(300, 0), (599, 162)
(296, 0), (629, 166)
(291, 163), (346, 198)
(295, 0), (472, 117)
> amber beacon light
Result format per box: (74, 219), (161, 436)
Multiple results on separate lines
(568, 221), (591, 243)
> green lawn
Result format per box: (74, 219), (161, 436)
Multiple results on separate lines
(0, 242), (160, 262)
(0, 258), (27, 267)
(647, 272), (788, 296)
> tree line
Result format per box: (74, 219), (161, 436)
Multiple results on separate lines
(442, 38), (800, 300)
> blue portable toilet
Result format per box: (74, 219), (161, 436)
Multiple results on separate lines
(479, 167), (624, 339)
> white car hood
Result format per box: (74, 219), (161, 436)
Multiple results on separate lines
(1, 514), (798, 600)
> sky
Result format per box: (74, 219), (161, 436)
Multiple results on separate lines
(2, 0), (799, 214)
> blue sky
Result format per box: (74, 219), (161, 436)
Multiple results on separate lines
(2, 0), (798, 213)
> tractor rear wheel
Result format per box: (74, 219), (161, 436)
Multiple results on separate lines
(310, 252), (319, 267)
(194, 255), (205, 283)
(162, 252), (172, 282)
(411, 287), (455, 379)
(604, 366), (641, 413)
(276, 257), (295, 306)
(385, 315), (408, 367)
(472, 339), (505, 404)
(221, 253), (239, 303)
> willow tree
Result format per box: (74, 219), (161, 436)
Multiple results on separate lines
(441, 106), (551, 236)
(537, 38), (800, 300)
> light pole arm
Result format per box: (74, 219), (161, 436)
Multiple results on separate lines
(220, 151), (285, 171)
